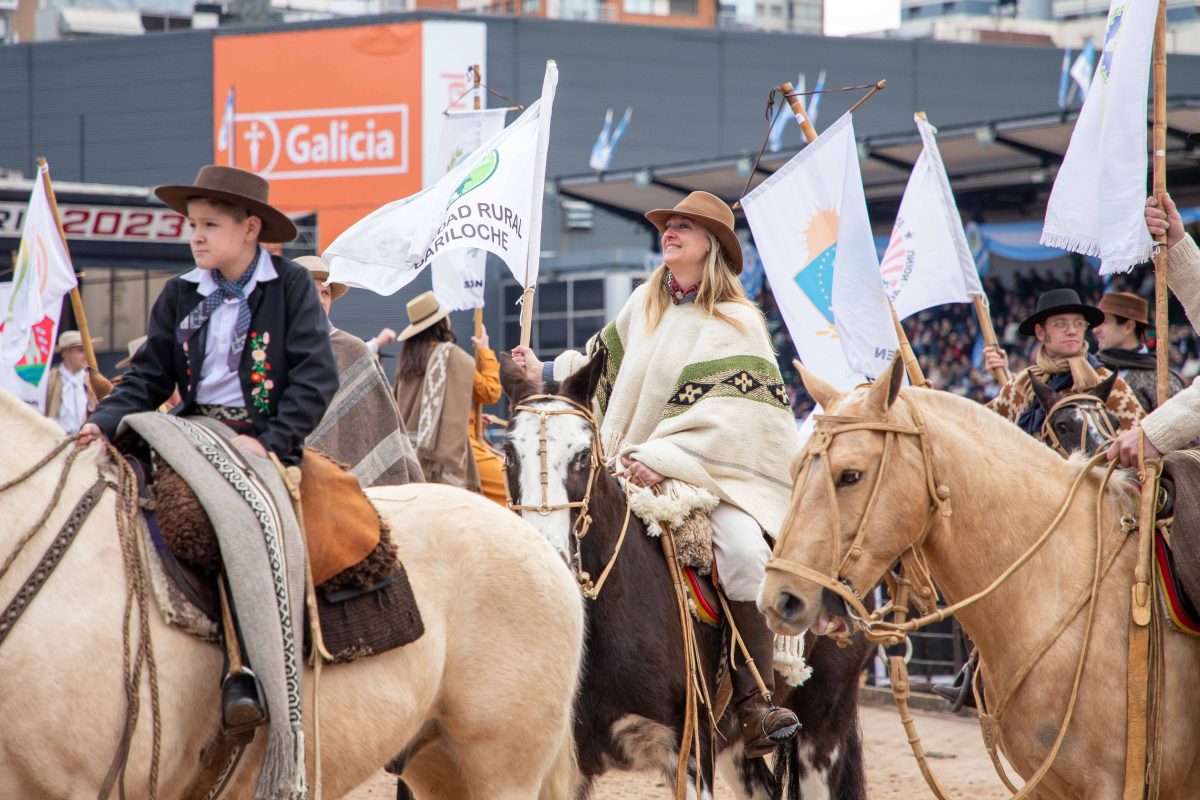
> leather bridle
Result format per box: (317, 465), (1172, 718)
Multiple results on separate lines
(1040, 391), (1119, 457)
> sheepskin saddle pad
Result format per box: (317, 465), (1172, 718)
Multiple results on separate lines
(128, 435), (423, 662)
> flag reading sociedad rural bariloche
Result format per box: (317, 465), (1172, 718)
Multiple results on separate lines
(1041, 0), (1157, 274)
(0, 164), (78, 410)
(881, 114), (984, 321)
(325, 61), (558, 296)
(742, 112), (898, 390)
(431, 108), (508, 311)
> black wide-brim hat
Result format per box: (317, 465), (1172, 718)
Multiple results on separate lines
(1018, 288), (1104, 336)
(155, 165), (297, 244)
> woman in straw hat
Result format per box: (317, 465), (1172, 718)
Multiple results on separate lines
(512, 190), (802, 757)
(393, 291), (482, 490)
(81, 165), (338, 467)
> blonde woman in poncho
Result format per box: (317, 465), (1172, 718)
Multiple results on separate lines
(513, 191), (802, 758)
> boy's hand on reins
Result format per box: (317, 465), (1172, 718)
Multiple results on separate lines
(77, 422), (105, 447)
(620, 455), (664, 488)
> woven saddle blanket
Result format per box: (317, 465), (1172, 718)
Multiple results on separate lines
(1157, 450), (1200, 633)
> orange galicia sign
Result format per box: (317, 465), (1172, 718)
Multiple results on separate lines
(213, 21), (485, 249)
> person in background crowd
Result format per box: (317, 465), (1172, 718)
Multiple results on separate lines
(393, 291), (480, 490)
(44, 329), (107, 434)
(467, 324), (506, 505)
(983, 288), (1144, 437)
(1093, 290), (1183, 413)
(298, 255), (422, 487)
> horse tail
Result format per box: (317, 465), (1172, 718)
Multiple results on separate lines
(537, 724), (581, 800)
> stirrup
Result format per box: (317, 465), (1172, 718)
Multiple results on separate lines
(931, 657), (974, 713)
(220, 667), (269, 736)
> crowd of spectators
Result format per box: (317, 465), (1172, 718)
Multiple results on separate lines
(758, 265), (1200, 420)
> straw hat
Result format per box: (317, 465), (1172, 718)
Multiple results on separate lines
(294, 255), (348, 302)
(398, 291), (451, 341)
(55, 330), (101, 353)
(115, 335), (147, 370)
(644, 191), (743, 274)
(154, 165), (297, 243)
(1098, 291), (1149, 325)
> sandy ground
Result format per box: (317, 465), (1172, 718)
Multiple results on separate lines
(343, 702), (1009, 798)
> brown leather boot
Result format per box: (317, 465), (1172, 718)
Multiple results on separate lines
(727, 599), (800, 758)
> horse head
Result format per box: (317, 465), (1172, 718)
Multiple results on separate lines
(760, 354), (938, 637)
(1030, 371), (1120, 457)
(499, 347), (608, 562)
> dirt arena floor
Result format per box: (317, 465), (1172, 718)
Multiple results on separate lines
(344, 702), (1008, 798)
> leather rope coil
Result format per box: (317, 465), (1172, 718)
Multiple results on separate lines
(764, 392), (1149, 799)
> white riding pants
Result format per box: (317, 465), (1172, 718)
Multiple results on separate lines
(710, 502), (772, 602)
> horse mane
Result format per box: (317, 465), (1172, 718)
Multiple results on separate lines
(902, 387), (1139, 512)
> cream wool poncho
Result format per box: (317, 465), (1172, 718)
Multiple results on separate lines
(553, 283), (801, 538)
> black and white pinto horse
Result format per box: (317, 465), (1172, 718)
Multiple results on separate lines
(1030, 371), (1120, 457)
(500, 349), (870, 800)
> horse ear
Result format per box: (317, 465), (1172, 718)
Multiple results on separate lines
(1030, 374), (1059, 413)
(794, 359), (843, 410)
(499, 352), (538, 407)
(561, 344), (607, 408)
(863, 352), (904, 415)
(1091, 370), (1118, 402)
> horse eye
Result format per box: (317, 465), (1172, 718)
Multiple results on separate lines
(1056, 422), (1070, 433)
(837, 470), (862, 487)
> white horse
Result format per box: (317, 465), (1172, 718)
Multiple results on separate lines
(0, 389), (584, 799)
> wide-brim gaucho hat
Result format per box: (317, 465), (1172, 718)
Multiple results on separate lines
(154, 165), (297, 244)
(644, 191), (744, 275)
(55, 330), (101, 353)
(1018, 288), (1104, 336)
(294, 255), (348, 303)
(115, 335), (147, 370)
(1098, 291), (1149, 325)
(398, 291), (451, 342)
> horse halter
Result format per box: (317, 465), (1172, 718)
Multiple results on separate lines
(1040, 391), (1119, 457)
(764, 393), (952, 646)
(505, 393), (616, 597)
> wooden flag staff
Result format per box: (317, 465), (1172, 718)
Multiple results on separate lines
(1152, 0), (1169, 406)
(38, 157), (112, 398)
(470, 64), (487, 440)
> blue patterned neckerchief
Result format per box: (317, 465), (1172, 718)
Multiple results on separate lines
(666, 270), (700, 305)
(177, 256), (259, 370)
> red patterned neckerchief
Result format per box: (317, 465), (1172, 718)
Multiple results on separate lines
(666, 271), (700, 305)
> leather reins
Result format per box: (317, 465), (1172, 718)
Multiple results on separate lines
(1040, 391), (1120, 457)
(505, 394), (633, 600)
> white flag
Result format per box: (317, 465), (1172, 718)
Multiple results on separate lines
(742, 112), (898, 390)
(0, 164), (78, 410)
(881, 114), (984, 321)
(1041, 1), (1156, 275)
(325, 61), (558, 296)
(431, 108), (508, 311)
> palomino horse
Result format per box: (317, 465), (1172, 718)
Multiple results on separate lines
(760, 356), (1200, 799)
(1030, 371), (1120, 457)
(500, 351), (869, 800)
(0, 389), (584, 799)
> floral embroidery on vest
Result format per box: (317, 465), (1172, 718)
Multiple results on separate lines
(248, 331), (274, 413)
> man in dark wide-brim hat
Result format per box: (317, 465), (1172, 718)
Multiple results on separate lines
(983, 287), (1144, 440)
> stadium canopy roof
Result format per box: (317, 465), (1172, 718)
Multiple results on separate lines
(555, 98), (1200, 229)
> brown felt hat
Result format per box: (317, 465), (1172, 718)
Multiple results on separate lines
(1099, 291), (1149, 325)
(154, 165), (297, 243)
(398, 291), (451, 341)
(295, 255), (348, 303)
(644, 191), (743, 274)
(115, 335), (147, 370)
(55, 330), (101, 353)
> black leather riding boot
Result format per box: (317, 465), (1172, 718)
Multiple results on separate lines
(727, 600), (801, 758)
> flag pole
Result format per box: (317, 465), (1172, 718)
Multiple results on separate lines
(37, 157), (111, 398)
(888, 300), (929, 387)
(779, 81), (818, 143)
(1152, 0), (1169, 406)
(518, 60), (556, 350)
(470, 63), (487, 440)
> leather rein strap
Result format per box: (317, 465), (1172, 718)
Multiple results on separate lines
(764, 393), (1143, 799)
(506, 394), (633, 600)
(1040, 392), (1120, 457)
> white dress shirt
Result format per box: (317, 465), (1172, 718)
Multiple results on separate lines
(180, 247), (276, 407)
(57, 364), (89, 434)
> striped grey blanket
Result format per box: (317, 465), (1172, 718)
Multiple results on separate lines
(121, 412), (307, 800)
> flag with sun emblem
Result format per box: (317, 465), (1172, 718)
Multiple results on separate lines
(1041, 0), (1157, 274)
(742, 112), (897, 389)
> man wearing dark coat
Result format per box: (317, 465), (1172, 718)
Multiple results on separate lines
(1093, 290), (1184, 413)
